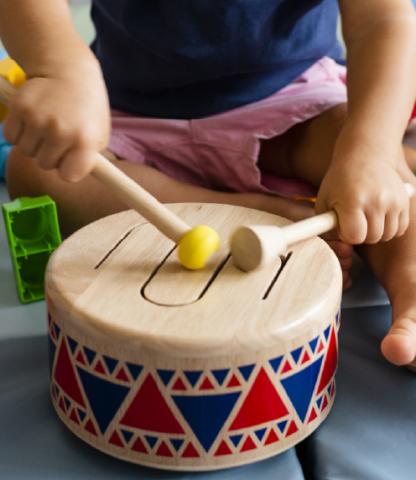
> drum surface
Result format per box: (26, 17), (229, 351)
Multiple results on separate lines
(46, 203), (342, 470)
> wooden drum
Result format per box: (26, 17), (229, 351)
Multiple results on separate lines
(46, 203), (342, 471)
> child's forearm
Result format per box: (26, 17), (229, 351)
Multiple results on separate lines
(0, 0), (99, 77)
(338, 0), (416, 160)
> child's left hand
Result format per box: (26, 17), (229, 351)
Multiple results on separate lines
(315, 142), (410, 245)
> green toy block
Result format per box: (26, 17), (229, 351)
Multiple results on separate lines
(2, 196), (62, 303)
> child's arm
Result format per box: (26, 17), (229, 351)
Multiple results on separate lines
(316, 0), (416, 245)
(0, 0), (109, 181)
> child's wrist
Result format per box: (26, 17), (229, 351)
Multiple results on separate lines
(24, 47), (101, 82)
(333, 121), (399, 166)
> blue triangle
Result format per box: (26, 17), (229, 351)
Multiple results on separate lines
(54, 324), (61, 340)
(324, 326), (331, 340)
(157, 369), (175, 386)
(145, 435), (158, 448)
(184, 370), (202, 387)
(64, 396), (71, 411)
(173, 392), (240, 452)
(229, 434), (243, 447)
(83, 347), (96, 365)
(170, 438), (184, 451)
(121, 429), (133, 443)
(277, 420), (288, 433)
(309, 336), (319, 353)
(238, 364), (255, 381)
(77, 367), (130, 434)
(48, 337), (56, 377)
(77, 408), (86, 422)
(212, 368), (230, 385)
(316, 397), (323, 409)
(67, 336), (78, 354)
(291, 347), (303, 364)
(103, 356), (118, 374)
(126, 362), (143, 380)
(269, 355), (283, 373)
(281, 356), (324, 422)
(255, 428), (267, 441)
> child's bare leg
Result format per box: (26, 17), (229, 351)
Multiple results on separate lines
(6, 147), (313, 236)
(260, 103), (416, 365)
(358, 158), (416, 366)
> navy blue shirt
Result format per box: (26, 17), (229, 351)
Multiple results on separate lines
(91, 0), (342, 119)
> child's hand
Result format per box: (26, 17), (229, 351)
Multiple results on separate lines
(316, 145), (410, 245)
(3, 63), (110, 182)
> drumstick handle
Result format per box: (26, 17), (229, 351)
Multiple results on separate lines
(0, 76), (190, 243)
(91, 156), (189, 241)
(282, 183), (416, 245)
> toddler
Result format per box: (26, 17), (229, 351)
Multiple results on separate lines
(1, 0), (416, 367)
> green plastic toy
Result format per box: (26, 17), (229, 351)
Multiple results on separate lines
(2, 196), (61, 303)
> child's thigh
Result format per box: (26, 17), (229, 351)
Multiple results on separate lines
(258, 103), (347, 187)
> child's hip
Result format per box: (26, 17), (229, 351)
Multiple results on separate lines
(108, 57), (347, 198)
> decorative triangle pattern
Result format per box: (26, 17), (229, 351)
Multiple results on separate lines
(281, 356), (323, 422)
(77, 367), (130, 434)
(54, 338), (85, 407)
(173, 392), (240, 452)
(317, 327), (338, 394)
(121, 374), (184, 434)
(230, 368), (288, 430)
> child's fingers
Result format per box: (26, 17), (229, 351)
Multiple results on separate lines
(3, 111), (24, 145)
(35, 140), (70, 170)
(58, 147), (97, 182)
(15, 124), (44, 158)
(336, 207), (367, 244)
(397, 208), (410, 238)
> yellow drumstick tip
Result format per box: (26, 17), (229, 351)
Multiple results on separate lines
(178, 225), (220, 270)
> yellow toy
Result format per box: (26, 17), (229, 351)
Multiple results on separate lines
(0, 56), (26, 121)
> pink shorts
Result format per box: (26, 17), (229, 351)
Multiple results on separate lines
(109, 57), (347, 199)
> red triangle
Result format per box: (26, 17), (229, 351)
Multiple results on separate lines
(182, 442), (200, 458)
(76, 351), (86, 365)
(321, 396), (329, 411)
(240, 436), (256, 452)
(308, 407), (318, 423)
(116, 367), (130, 382)
(69, 409), (79, 424)
(230, 368), (289, 430)
(131, 437), (148, 453)
(109, 431), (124, 447)
(94, 359), (106, 375)
(156, 441), (173, 457)
(54, 338), (85, 407)
(301, 351), (311, 364)
(265, 429), (279, 445)
(317, 341), (325, 353)
(281, 360), (292, 373)
(286, 421), (298, 437)
(120, 374), (184, 433)
(199, 377), (215, 390)
(59, 396), (66, 413)
(317, 328), (338, 394)
(226, 374), (241, 388)
(214, 440), (232, 456)
(172, 377), (187, 391)
(85, 419), (98, 436)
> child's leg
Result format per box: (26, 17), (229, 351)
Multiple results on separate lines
(260, 102), (416, 366)
(6, 147), (313, 236)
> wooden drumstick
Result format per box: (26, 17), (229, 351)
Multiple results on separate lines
(231, 183), (416, 272)
(0, 76), (220, 269)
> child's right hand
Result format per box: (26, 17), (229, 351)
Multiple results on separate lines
(3, 62), (110, 182)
